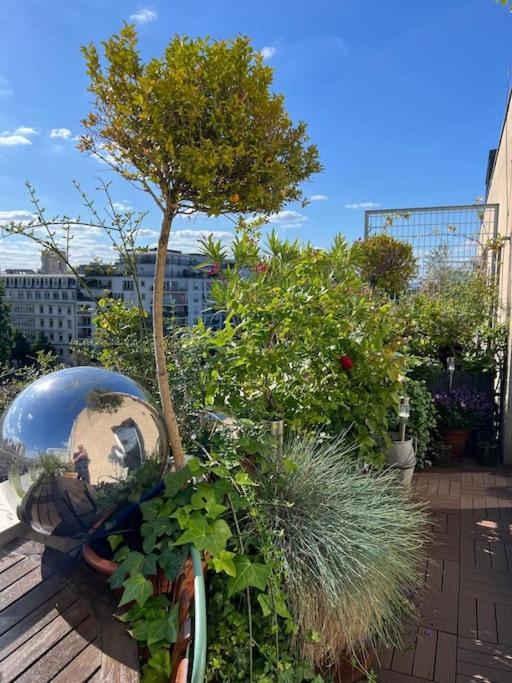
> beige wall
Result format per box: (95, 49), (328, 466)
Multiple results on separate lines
(487, 92), (512, 462)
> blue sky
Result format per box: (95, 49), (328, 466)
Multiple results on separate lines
(0, 0), (511, 270)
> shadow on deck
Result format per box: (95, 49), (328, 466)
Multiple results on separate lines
(377, 457), (512, 683)
(0, 537), (139, 681)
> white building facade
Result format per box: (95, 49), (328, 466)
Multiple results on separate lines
(0, 249), (220, 364)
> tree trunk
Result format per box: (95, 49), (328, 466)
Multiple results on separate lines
(153, 205), (186, 470)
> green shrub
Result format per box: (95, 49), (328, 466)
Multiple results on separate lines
(388, 378), (437, 469)
(351, 234), (417, 296)
(197, 227), (405, 463)
(257, 432), (429, 665)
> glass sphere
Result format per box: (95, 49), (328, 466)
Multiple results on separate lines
(0, 366), (167, 536)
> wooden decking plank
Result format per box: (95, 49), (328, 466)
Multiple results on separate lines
(495, 602), (512, 646)
(0, 598), (90, 680)
(447, 513), (461, 536)
(52, 640), (102, 682)
(0, 571), (65, 636)
(457, 645), (512, 673)
(459, 595), (477, 639)
(377, 670), (431, 683)
(391, 625), (417, 674)
(0, 554), (24, 575)
(412, 627), (437, 679)
(434, 631), (456, 683)
(477, 599), (497, 644)
(15, 614), (97, 683)
(457, 658), (512, 683)
(0, 588), (76, 661)
(0, 557), (38, 592)
(426, 558), (443, 591)
(0, 566), (47, 612)
(442, 560), (459, 594)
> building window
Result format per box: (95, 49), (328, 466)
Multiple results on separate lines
(68, 320), (72, 329)
(58, 306), (62, 314)
(59, 334), (63, 342)
(26, 291), (32, 299)
(123, 280), (134, 291)
(67, 306), (71, 315)
(53, 292), (59, 299)
(49, 306), (53, 314)
(68, 334), (72, 342)
(35, 292), (41, 300)
(40, 319), (44, 327)
(43, 292), (50, 299)
(49, 320), (54, 328)
(62, 292), (68, 300)
(58, 320), (63, 328)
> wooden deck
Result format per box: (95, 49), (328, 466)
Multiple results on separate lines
(0, 538), (140, 682)
(377, 458), (512, 683)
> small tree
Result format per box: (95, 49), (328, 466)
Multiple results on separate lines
(352, 234), (416, 296)
(11, 331), (32, 366)
(0, 283), (14, 365)
(31, 332), (55, 355)
(80, 26), (321, 468)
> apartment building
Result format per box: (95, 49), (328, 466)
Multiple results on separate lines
(0, 248), (220, 364)
(485, 89), (512, 462)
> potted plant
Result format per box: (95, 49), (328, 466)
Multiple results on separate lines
(434, 388), (493, 457)
(385, 396), (416, 486)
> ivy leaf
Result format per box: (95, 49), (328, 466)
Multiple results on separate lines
(164, 464), (192, 499)
(234, 471), (258, 487)
(147, 619), (170, 646)
(158, 547), (187, 581)
(167, 603), (179, 643)
(110, 551), (144, 589)
(143, 553), (158, 577)
(140, 498), (162, 522)
(212, 550), (236, 577)
(172, 512), (208, 549)
(227, 556), (270, 597)
(119, 572), (153, 608)
(114, 545), (130, 562)
(204, 519), (232, 555)
(129, 619), (149, 641)
(107, 534), (124, 552)
(257, 592), (272, 617)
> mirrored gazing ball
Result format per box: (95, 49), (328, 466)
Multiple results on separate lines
(0, 366), (167, 536)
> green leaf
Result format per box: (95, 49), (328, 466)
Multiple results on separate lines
(227, 556), (270, 597)
(167, 603), (179, 643)
(163, 464), (192, 499)
(143, 553), (158, 577)
(119, 572), (153, 608)
(158, 547), (187, 581)
(234, 471), (257, 487)
(147, 619), (169, 646)
(257, 592), (272, 617)
(140, 498), (162, 522)
(110, 551), (145, 589)
(129, 619), (149, 641)
(107, 534), (124, 552)
(212, 550), (236, 576)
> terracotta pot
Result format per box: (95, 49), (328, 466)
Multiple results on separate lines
(320, 649), (375, 683)
(442, 428), (471, 458)
(82, 516), (172, 593)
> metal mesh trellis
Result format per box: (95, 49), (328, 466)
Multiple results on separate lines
(364, 204), (500, 290)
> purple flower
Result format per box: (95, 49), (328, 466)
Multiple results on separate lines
(435, 387), (493, 428)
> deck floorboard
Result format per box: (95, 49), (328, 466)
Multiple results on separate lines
(0, 537), (140, 682)
(377, 457), (512, 683)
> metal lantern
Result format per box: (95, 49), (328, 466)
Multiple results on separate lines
(447, 356), (456, 391)
(398, 396), (410, 442)
(0, 367), (168, 537)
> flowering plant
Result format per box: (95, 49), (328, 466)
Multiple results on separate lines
(434, 387), (493, 429)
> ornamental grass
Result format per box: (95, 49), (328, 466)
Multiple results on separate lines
(257, 432), (430, 667)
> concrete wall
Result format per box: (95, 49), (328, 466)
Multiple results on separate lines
(487, 91), (512, 462)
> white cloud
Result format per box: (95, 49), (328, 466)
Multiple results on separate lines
(144, 229), (235, 253)
(0, 126), (38, 147)
(0, 210), (35, 222)
(112, 201), (133, 212)
(310, 194), (328, 201)
(50, 128), (72, 139)
(0, 134), (32, 147)
(267, 210), (307, 229)
(14, 126), (38, 136)
(345, 202), (380, 209)
(260, 46), (277, 60)
(129, 7), (157, 23)
(0, 77), (12, 97)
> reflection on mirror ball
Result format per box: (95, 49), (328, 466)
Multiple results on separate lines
(0, 366), (167, 536)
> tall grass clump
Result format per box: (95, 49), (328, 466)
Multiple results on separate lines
(257, 433), (430, 667)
